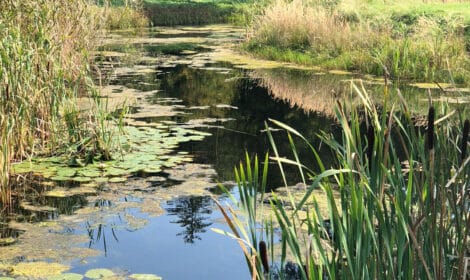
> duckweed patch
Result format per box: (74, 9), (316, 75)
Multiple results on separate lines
(8, 262), (70, 278)
(0, 221), (99, 263)
(144, 43), (209, 56)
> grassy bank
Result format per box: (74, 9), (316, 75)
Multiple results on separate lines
(218, 85), (470, 279)
(245, 0), (470, 84)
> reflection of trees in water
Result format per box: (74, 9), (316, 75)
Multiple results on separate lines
(250, 68), (352, 118)
(86, 222), (119, 257)
(165, 195), (213, 244)
(86, 199), (118, 257)
(156, 65), (341, 185)
(45, 195), (88, 216)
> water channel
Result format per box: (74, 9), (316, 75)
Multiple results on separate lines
(1, 25), (468, 279)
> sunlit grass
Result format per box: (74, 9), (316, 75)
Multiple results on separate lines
(245, 0), (470, 84)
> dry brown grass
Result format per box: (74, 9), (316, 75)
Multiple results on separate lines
(101, 5), (149, 30)
(250, 0), (367, 52)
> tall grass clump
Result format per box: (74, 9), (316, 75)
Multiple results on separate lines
(246, 0), (470, 84)
(99, 0), (149, 29)
(0, 1), (121, 204)
(218, 82), (470, 279)
(143, 2), (235, 26)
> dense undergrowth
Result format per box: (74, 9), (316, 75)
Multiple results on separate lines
(218, 84), (470, 279)
(244, 0), (470, 84)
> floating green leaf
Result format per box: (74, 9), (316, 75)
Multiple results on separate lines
(109, 177), (127, 183)
(84, 269), (115, 279)
(0, 237), (17, 246)
(71, 177), (92, 183)
(56, 168), (76, 178)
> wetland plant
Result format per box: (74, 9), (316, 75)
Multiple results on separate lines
(218, 83), (470, 279)
(0, 0), (132, 204)
(99, 0), (149, 29)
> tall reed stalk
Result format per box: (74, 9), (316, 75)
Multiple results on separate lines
(218, 82), (469, 279)
(0, 1), (124, 204)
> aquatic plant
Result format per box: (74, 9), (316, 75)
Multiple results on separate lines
(214, 153), (272, 279)
(0, 0), (140, 204)
(219, 82), (470, 279)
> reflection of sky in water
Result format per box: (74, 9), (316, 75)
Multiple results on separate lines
(70, 195), (249, 280)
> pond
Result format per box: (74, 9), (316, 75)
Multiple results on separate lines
(1, 25), (468, 279)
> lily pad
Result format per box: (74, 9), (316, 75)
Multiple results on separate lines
(78, 168), (102, 178)
(0, 237), (17, 246)
(56, 168), (77, 178)
(84, 269), (115, 279)
(71, 176), (92, 183)
(142, 167), (162, 174)
(109, 177), (127, 183)
(105, 167), (128, 177)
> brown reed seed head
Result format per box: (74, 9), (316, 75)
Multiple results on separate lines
(427, 107), (435, 151)
(259, 241), (269, 273)
(462, 119), (469, 163)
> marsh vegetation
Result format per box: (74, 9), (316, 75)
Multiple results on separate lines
(0, 0), (469, 279)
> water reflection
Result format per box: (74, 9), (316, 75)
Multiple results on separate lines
(143, 65), (341, 184)
(251, 68), (355, 117)
(165, 196), (213, 243)
(87, 222), (119, 257)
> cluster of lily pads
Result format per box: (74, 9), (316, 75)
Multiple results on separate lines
(12, 125), (211, 187)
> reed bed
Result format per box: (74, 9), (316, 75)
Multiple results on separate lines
(245, 0), (470, 84)
(0, 1), (132, 204)
(217, 83), (470, 279)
